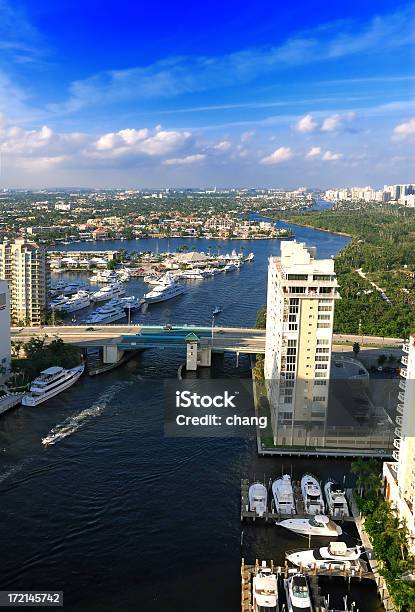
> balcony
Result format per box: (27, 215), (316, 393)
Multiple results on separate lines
(398, 392), (406, 403)
(397, 403), (405, 415)
(393, 449), (400, 461)
(395, 426), (402, 437)
(401, 355), (409, 366)
(393, 438), (401, 450)
(400, 368), (408, 379)
(396, 415), (403, 426)
(399, 380), (407, 391)
(403, 342), (410, 354)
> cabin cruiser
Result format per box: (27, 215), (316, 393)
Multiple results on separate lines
(144, 273), (161, 284)
(301, 474), (325, 515)
(286, 542), (363, 570)
(63, 282), (86, 296)
(224, 263), (237, 272)
(272, 475), (296, 515)
(84, 303), (126, 324)
(57, 290), (91, 313)
(324, 480), (350, 518)
(276, 515), (342, 537)
(50, 294), (69, 309)
(180, 268), (206, 280)
(144, 274), (185, 304)
(91, 284), (126, 302)
(252, 563), (278, 612)
(284, 574), (313, 612)
(22, 364), (85, 406)
(249, 482), (267, 517)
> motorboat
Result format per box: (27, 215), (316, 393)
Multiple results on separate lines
(57, 290), (91, 313)
(245, 252), (255, 262)
(144, 273), (161, 284)
(63, 282), (86, 296)
(272, 475), (296, 515)
(276, 515), (342, 537)
(301, 474), (325, 515)
(180, 268), (206, 280)
(224, 263), (237, 272)
(22, 364), (85, 406)
(324, 480), (350, 518)
(144, 274), (185, 304)
(91, 283), (126, 302)
(84, 303), (126, 324)
(284, 574), (313, 612)
(252, 563), (279, 612)
(286, 541), (364, 570)
(50, 294), (69, 309)
(249, 482), (267, 517)
(212, 306), (222, 316)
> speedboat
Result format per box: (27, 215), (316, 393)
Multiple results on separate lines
(245, 252), (255, 262)
(252, 563), (278, 612)
(224, 263), (237, 272)
(91, 283), (126, 302)
(276, 514), (342, 537)
(324, 480), (350, 518)
(301, 474), (325, 515)
(144, 274), (185, 304)
(286, 541), (363, 570)
(84, 303), (126, 324)
(58, 290), (91, 313)
(272, 475), (296, 515)
(22, 364), (85, 406)
(212, 306), (222, 316)
(284, 574), (313, 612)
(249, 482), (267, 517)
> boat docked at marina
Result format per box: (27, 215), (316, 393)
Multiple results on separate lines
(180, 268), (206, 280)
(91, 283), (126, 302)
(50, 294), (69, 309)
(276, 515), (342, 537)
(324, 480), (350, 519)
(286, 541), (363, 570)
(223, 263), (237, 272)
(84, 303), (126, 324)
(57, 290), (91, 313)
(143, 274), (185, 304)
(22, 364), (85, 406)
(63, 282), (86, 296)
(272, 474), (296, 515)
(284, 574), (314, 612)
(301, 474), (325, 515)
(249, 482), (267, 517)
(253, 563), (279, 612)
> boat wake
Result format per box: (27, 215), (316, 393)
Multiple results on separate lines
(42, 382), (133, 446)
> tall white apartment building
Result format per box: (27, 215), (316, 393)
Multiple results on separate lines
(264, 241), (339, 445)
(383, 335), (415, 551)
(0, 280), (11, 384)
(0, 238), (49, 326)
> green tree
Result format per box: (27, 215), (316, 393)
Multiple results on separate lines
(352, 342), (360, 357)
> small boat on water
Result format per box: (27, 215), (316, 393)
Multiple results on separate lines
(144, 273), (185, 304)
(301, 474), (325, 515)
(324, 480), (350, 518)
(91, 283), (126, 302)
(286, 541), (363, 570)
(276, 514), (342, 537)
(180, 268), (206, 280)
(22, 364), (85, 406)
(245, 252), (255, 262)
(284, 574), (314, 612)
(272, 475), (296, 515)
(224, 263), (237, 272)
(84, 303), (126, 324)
(252, 563), (279, 612)
(212, 306), (222, 316)
(249, 482), (267, 517)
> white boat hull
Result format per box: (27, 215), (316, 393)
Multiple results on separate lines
(276, 517), (342, 537)
(22, 365), (84, 406)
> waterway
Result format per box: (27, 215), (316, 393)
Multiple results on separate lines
(0, 224), (383, 611)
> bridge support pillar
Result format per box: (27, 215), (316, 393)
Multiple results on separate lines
(186, 341), (198, 371)
(198, 346), (212, 367)
(103, 345), (124, 364)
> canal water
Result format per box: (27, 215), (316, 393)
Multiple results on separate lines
(0, 225), (383, 610)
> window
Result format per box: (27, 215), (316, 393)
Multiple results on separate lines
(318, 305), (332, 312)
(289, 286), (306, 294)
(314, 380), (327, 386)
(316, 347), (329, 353)
(317, 339), (330, 345)
(317, 322), (330, 328)
(319, 287), (333, 294)
(313, 274), (335, 281)
(318, 314), (331, 320)
(313, 396), (326, 402)
(287, 274), (308, 280)
(315, 363), (328, 370)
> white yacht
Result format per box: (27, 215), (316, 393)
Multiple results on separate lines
(180, 268), (206, 280)
(246, 252), (255, 262)
(324, 480), (350, 518)
(63, 282), (85, 296)
(284, 574), (313, 612)
(276, 515), (342, 537)
(91, 284), (126, 302)
(144, 274), (185, 304)
(50, 294), (69, 309)
(252, 564), (278, 612)
(22, 364), (85, 406)
(249, 482), (267, 517)
(286, 542), (363, 570)
(144, 273), (161, 284)
(301, 474), (325, 515)
(84, 303), (126, 324)
(272, 475), (296, 515)
(58, 290), (91, 313)
(224, 263), (237, 272)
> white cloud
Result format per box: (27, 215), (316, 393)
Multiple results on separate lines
(322, 150), (342, 161)
(321, 114), (341, 132)
(295, 114), (317, 133)
(306, 146), (322, 158)
(392, 118), (415, 140)
(93, 127), (193, 158)
(213, 140), (232, 152)
(163, 154), (206, 166)
(260, 147), (293, 165)
(241, 131), (255, 142)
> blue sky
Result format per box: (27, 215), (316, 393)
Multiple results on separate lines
(0, 0), (414, 188)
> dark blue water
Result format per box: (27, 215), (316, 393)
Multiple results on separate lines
(0, 227), (382, 611)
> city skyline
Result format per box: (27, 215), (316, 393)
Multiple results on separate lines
(0, 0), (414, 188)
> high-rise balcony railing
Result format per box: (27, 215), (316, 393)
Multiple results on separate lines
(396, 415), (403, 426)
(401, 355), (409, 366)
(403, 342), (410, 354)
(395, 426), (402, 437)
(398, 392), (406, 403)
(399, 380), (407, 391)
(400, 368), (408, 379)
(392, 449), (400, 461)
(393, 438), (401, 450)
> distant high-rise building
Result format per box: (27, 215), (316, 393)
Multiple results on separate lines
(264, 241), (339, 444)
(383, 335), (415, 552)
(0, 279), (11, 383)
(0, 238), (49, 326)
